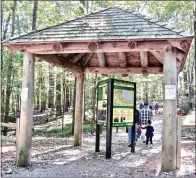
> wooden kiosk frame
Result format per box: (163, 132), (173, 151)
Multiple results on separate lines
(2, 7), (193, 171)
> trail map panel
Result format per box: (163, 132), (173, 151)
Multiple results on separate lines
(97, 79), (108, 126)
(113, 79), (135, 127)
(97, 79), (136, 127)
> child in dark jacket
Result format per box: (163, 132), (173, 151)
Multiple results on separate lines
(141, 119), (154, 145)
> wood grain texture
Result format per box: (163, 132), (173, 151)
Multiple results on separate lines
(74, 73), (84, 146)
(162, 45), (177, 171)
(16, 51), (34, 167)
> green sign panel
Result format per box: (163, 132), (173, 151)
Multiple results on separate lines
(97, 79), (136, 127)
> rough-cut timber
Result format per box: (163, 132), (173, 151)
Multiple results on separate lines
(74, 73), (84, 146)
(97, 52), (106, 67)
(162, 44), (177, 171)
(85, 67), (163, 74)
(16, 51), (34, 167)
(140, 51), (148, 67)
(36, 54), (83, 73)
(118, 52), (127, 67)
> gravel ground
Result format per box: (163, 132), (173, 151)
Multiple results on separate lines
(1, 115), (196, 177)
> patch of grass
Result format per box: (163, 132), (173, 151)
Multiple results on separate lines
(42, 122), (93, 137)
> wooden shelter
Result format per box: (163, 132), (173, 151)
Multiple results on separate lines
(3, 7), (193, 171)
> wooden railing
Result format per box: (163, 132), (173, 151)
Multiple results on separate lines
(181, 124), (195, 147)
(1, 121), (19, 142)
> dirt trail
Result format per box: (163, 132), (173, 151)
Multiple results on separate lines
(2, 115), (195, 177)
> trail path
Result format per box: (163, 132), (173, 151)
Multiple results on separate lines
(2, 115), (195, 177)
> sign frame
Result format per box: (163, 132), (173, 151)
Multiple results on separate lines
(95, 78), (137, 158)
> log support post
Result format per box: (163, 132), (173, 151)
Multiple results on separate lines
(16, 51), (34, 167)
(74, 73), (84, 146)
(162, 45), (178, 171)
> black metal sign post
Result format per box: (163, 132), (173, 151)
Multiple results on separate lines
(131, 83), (137, 153)
(106, 79), (114, 159)
(95, 78), (136, 158)
(95, 124), (100, 152)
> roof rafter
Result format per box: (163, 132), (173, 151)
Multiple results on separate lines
(118, 52), (127, 67)
(97, 52), (106, 67)
(36, 54), (83, 74)
(140, 51), (148, 68)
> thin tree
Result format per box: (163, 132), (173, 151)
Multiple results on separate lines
(3, 0), (17, 135)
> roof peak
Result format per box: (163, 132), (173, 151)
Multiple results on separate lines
(3, 6), (192, 43)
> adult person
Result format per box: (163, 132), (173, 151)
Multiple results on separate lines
(154, 103), (159, 114)
(139, 103), (144, 110)
(128, 108), (141, 147)
(140, 102), (153, 143)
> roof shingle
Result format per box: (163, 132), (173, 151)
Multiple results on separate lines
(4, 7), (192, 43)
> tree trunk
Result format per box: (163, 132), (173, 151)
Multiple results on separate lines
(3, 0), (17, 136)
(40, 63), (46, 111)
(91, 74), (97, 134)
(56, 72), (62, 116)
(64, 84), (69, 112)
(72, 77), (76, 134)
(32, 0), (38, 30)
(48, 64), (54, 110)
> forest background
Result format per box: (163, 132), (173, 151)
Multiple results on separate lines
(1, 1), (195, 135)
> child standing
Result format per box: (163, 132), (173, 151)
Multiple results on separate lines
(141, 119), (154, 146)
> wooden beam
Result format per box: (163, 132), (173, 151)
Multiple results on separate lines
(57, 53), (70, 58)
(1, 136), (16, 142)
(151, 50), (185, 64)
(118, 52), (127, 67)
(122, 74), (128, 77)
(150, 51), (163, 63)
(168, 39), (190, 52)
(71, 53), (85, 63)
(182, 124), (196, 129)
(176, 117), (182, 169)
(97, 52), (106, 67)
(83, 53), (93, 67)
(36, 54), (83, 73)
(140, 51), (148, 67)
(16, 51), (34, 167)
(8, 40), (174, 54)
(85, 67), (163, 74)
(181, 140), (196, 147)
(162, 44), (178, 171)
(74, 73), (84, 146)
(101, 74), (108, 77)
(1, 122), (16, 128)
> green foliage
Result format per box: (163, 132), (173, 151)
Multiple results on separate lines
(1, 1), (195, 116)
(41, 122), (92, 137)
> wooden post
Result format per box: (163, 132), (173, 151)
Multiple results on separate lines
(162, 45), (178, 171)
(176, 116), (182, 169)
(16, 51), (34, 167)
(74, 73), (84, 146)
(16, 118), (20, 162)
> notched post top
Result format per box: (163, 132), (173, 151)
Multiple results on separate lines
(163, 44), (177, 53)
(127, 41), (137, 49)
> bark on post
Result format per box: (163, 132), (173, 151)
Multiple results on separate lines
(74, 73), (84, 146)
(162, 45), (178, 171)
(16, 51), (34, 167)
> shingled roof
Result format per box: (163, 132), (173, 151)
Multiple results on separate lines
(4, 7), (192, 43)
